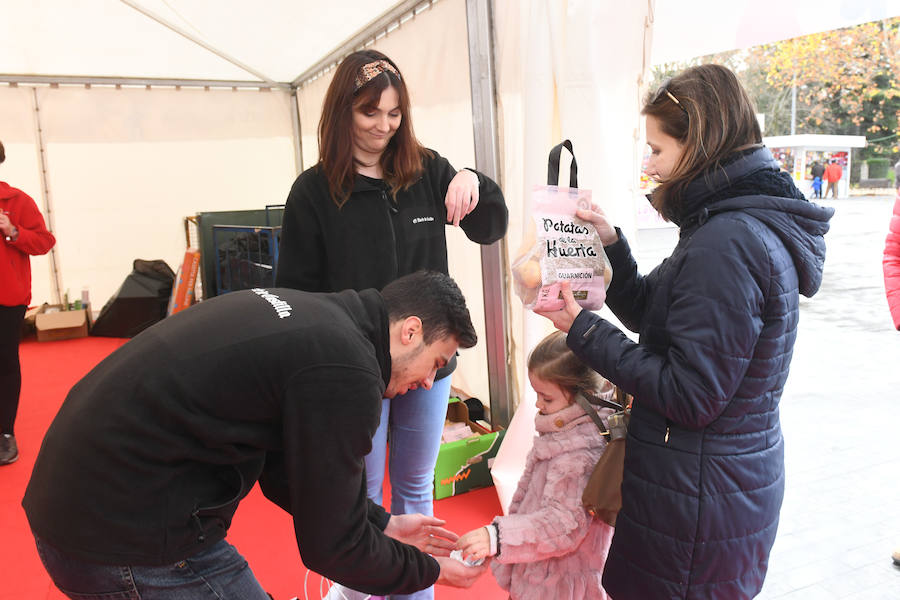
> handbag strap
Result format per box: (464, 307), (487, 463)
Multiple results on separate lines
(547, 140), (578, 188)
(615, 386), (630, 409)
(574, 394), (609, 437)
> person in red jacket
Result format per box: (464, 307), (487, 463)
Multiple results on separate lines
(0, 139), (56, 465)
(884, 191), (900, 567)
(884, 191), (900, 331)
(824, 159), (843, 199)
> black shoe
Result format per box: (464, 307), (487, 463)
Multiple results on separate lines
(0, 434), (18, 465)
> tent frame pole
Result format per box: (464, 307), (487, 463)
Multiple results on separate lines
(466, 0), (513, 428)
(289, 89), (303, 174)
(0, 74), (288, 89)
(30, 88), (64, 304)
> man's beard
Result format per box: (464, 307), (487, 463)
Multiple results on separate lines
(385, 340), (425, 398)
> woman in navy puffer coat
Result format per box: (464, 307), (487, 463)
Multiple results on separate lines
(537, 64), (834, 599)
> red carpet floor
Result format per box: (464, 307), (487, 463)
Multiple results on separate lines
(2, 336), (507, 600)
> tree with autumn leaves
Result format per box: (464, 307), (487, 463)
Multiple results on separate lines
(749, 17), (900, 157)
(652, 18), (900, 161)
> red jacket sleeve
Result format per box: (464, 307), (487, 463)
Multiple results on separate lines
(883, 196), (900, 330)
(6, 188), (56, 256)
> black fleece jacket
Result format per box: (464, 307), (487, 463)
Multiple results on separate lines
(23, 287), (440, 596)
(276, 149), (508, 294)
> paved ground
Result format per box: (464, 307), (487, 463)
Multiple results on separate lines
(635, 195), (900, 599)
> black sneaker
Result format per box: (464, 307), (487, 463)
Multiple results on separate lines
(0, 434), (18, 465)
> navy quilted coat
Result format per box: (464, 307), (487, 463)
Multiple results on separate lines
(567, 147), (834, 599)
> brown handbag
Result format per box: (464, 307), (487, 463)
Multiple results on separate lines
(574, 387), (631, 527)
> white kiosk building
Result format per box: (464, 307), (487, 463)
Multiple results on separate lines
(764, 134), (867, 198)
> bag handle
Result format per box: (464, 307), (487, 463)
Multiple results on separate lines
(574, 394), (610, 437)
(547, 139), (578, 188)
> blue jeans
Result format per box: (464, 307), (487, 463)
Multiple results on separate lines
(364, 375), (451, 600)
(34, 536), (271, 600)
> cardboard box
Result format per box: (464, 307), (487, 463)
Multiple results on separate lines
(35, 306), (90, 342)
(21, 303), (49, 337)
(433, 398), (506, 500)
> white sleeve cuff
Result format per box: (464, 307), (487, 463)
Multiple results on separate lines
(486, 523), (499, 556)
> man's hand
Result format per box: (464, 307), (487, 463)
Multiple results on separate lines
(434, 555), (491, 588)
(456, 526), (491, 562)
(534, 280), (593, 333)
(384, 514), (458, 557)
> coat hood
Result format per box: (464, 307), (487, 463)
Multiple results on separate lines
(676, 146), (834, 298)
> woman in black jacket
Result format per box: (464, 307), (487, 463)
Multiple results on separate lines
(276, 50), (507, 600)
(537, 64), (833, 599)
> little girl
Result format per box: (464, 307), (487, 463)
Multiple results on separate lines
(457, 330), (615, 600)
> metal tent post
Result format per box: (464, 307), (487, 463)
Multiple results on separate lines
(290, 89), (303, 174)
(466, 0), (513, 428)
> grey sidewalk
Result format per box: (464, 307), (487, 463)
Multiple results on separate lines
(635, 196), (900, 599)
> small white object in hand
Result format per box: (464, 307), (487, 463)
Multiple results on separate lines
(451, 548), (484, 567)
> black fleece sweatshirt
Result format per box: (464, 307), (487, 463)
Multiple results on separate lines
(276, 149), (508, 294)
(23, 287), (440, 596)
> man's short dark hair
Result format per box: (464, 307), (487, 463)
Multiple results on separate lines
(0, 140), (5, 165)
(381, 271), (477, 349)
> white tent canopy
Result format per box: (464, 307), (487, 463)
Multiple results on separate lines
(2, 0), (899, 426)
(6, 0), (897, 83)
(3, 0), (404, 84)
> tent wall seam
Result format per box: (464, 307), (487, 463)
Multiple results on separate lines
(119, 0), (281, 87)
(292, 0), (436, 87)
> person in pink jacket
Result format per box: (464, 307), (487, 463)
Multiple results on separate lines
(0, 139), (56, 465)
(457, 330), (615, 600)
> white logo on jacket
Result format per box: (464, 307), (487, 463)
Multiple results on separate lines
(412, 216), (435, 224)
(251, 288), (292, 319)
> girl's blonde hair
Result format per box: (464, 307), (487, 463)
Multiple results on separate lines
(528, 331), (611, 403)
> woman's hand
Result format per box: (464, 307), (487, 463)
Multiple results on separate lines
(456, 526), (492, 562)
(576, 204), (618, 246)
(445, 169), (480, 227)
(534, 280), (592, 333)
(384, 513), (458, 557)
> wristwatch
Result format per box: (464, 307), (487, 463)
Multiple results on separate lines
(4, 227), (18, 242)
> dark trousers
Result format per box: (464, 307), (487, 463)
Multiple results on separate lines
(0, 305), (26, 434)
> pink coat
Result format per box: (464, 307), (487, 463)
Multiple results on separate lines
(885, 193), (900, 329)
(491, 402), (614, 600)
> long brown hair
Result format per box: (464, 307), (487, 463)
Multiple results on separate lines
(642, 64), (762, 221)
(528, 331), (611, 403)
(318, 50), (428, 207)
